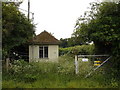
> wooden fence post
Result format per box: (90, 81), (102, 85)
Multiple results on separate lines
(75, 55), (79, 74)
(6, 58), (10, 72)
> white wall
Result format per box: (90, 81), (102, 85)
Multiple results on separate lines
(29, 45), (39, 62)
(29, 45), (59, 62)
(48, 45), (59, 61)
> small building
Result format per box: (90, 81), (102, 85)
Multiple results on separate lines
(29, 30), (59, 62)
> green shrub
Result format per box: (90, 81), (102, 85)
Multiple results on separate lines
(10, 60), (33, 74)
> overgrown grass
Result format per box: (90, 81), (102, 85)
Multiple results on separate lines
(2, 55), (120, 88)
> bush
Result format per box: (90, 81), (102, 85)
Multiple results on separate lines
(10, 60), (33, 74)
(3, 60), (37, 83)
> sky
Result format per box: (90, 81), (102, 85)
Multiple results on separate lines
(20, 0), (101, 40)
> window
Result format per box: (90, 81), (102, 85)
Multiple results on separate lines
(39, 47), (43, 58)
(39, 46), (48, 58)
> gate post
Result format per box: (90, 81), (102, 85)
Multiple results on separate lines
(75, 55), (79, 74)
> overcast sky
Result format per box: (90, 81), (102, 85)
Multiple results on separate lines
(20, 0), (102, 40)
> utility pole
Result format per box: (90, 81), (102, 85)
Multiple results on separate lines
(28, 0), (30, 21)
(27, 0), (34, 61)
(18, 8), (34, 22)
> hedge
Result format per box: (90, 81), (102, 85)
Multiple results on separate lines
(59, 44), (95, 56)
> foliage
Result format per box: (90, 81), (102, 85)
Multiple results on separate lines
(10, 43), (29, 61)
(59, 37), (90, 48)
(72, 23), (91, 45)
(59, 44), (95, 56)
(2, 56), (120, 88)
(2, 3), (35, 58)
(58, 55), (75, 74)
(59, 38), (68, 48)
(74, 2), (120, 54)
(89, 2), (120, 54)
(74, 2), (120, 78)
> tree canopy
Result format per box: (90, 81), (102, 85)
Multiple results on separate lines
(2, 3), (35, 57)
(73, 1), (120, 77)
(74, 2), (120, 55)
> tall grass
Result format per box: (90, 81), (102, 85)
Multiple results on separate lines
(2, 55), (119, 88)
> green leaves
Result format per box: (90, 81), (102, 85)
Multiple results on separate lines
(74, 1), (120, 56)
(59, 45), (95, 56)
(2, 3), (35, 53)
(74, 2), (120, 77)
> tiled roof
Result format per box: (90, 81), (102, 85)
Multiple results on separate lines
(29, 30), (59, 45)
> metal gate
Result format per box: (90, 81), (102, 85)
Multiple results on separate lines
(74, 55), (112, 77)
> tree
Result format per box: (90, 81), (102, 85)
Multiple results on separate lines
(72, 23), (91, 45)
(2, 3), (35, 59)
(59, 37), (84, 48)
(74, 2), (120, 54)
(89, 2), (120, 54)
(59, 38), (68, 48)
(74, 1), (120, 77)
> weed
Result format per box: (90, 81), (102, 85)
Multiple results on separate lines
(2, 55), (119, 88)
